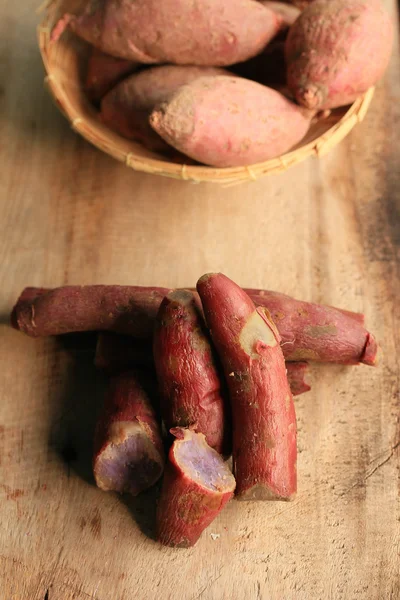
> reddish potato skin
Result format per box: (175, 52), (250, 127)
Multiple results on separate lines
(286, 362), (311, 396)
(197, 273), (297, 501)
(153, 290), (229, 456)
(52, 0), (281, 67)
(156, 428), (235, 548)
(93, 371), (164, 495)
(11, 285), (171, 339)
(285, 0), (394, 110)
(251, 292), (377, 365)
(94, 333), (153, 373)
(101, 65), (228, 152)
(96, 329), (309, 397)
(85, 48), (138, 103)
(150, 76), (312, 167)
(11, 286), (377, 366)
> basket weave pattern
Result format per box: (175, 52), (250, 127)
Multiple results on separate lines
(38, 0), (375, 185)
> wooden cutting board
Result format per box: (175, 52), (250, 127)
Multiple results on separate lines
(0, 2), (399, 598)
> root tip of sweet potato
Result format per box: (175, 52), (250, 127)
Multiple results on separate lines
(297, 84), (325, 110)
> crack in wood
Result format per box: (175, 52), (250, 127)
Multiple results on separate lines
(191, 570), (223, 600)
(340, 440), (400, 497)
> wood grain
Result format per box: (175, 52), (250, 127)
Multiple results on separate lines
(0, 2), (399, 599)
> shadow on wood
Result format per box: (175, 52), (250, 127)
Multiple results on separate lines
(119, 482), (162, 541)
(47, 333), (160, 539)
(47, 333), (103, 486)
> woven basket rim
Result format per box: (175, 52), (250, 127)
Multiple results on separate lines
(37, 1), (375, 185)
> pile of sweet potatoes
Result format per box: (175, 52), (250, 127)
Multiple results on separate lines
(51, 0), (393, 167)
(11, 274), (379, 547)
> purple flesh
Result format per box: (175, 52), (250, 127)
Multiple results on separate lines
(95, 431), (163, 496)
(175, 434), (233, 492)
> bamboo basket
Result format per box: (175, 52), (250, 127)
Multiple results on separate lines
(38, 0), (375, 186)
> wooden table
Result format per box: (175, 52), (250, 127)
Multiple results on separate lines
(1, 2), (399, 598)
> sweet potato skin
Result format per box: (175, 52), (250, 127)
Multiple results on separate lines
(153, 290), (229, 455)
(53, 0), (281, 66)
(11, 285), (171, 339)
(156, 428), (235, 547)
(101, 66), (228, 151)
(93, 371), (164, 495)
(197, 273), (297, 501)
(251, 292), (377, 365)
(150, 76), (312, 167)
(85, 48), (138, 103)
(286, 362), (311, 396)
(11, 286), (377, 366)
(96, 329), (309, 397)
(285, 0), (394, 109)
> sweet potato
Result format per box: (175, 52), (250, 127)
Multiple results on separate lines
(197, 273), (297, 500)
(156, 428), (236, 547)
(93, 371), (164, 495)
(286, 362), (311, 396)
(85, 48), (138, 103)
(11, 285), (171, 339)
(285, 0), (394, 110)
(101, 65), (228, 152)
(94, 332), (153, 373)
(95, 331), (310, 396)
(11, 286), (378, 365)
(52, 0), (281, 67)
(250, 292), (377, 365)
(153, 290), (229, 455)
(150, 76), (312, 167)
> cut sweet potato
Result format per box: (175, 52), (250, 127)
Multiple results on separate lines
(93, 371), (164, 495)
(156, 428), (235, 547)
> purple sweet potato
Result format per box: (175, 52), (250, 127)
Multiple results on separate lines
(197, 273), (297, 501)
(285, 0), (394, 110)
(156, 428), (236, 547)
(101, 65), (228, 152)
(93, 370), (164, 495)
(11, 286), (378, 366)
(52, 0), (281, 66)
(153, 290), (229, 455)
(85, 48), (138, 103)
(150, 76), (312, 167)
